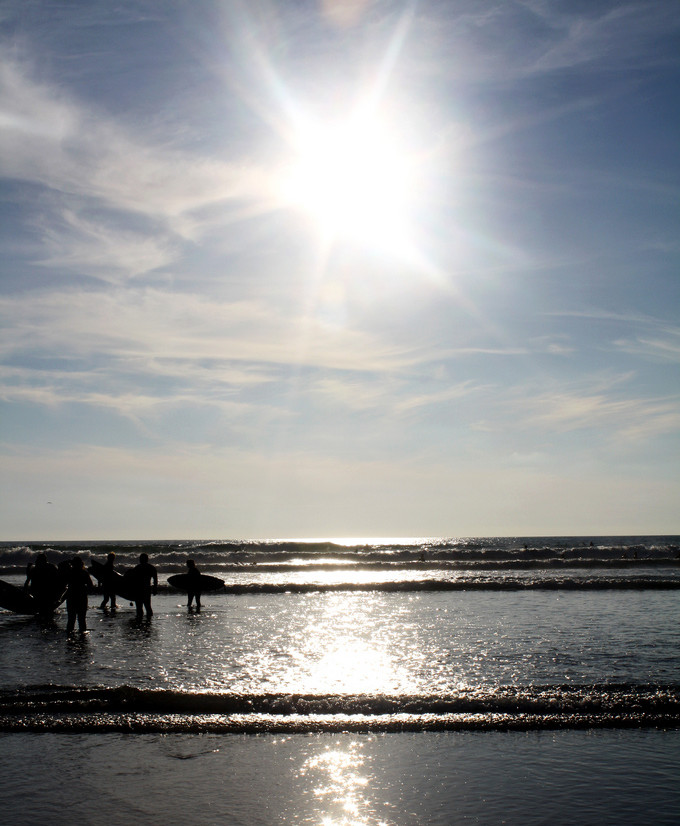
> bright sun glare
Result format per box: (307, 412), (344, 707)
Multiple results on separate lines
(280, 111), (417, 252)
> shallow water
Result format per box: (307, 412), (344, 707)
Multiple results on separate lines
(0, 729), (678, 825)
(1, 590), (678, 693)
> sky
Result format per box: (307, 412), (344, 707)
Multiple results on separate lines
(1, 0), (679, 540)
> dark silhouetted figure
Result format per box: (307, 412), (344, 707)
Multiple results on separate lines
(66, 556), (93, 633)
(186, 559), (201, 611)
(99, 551), (117, 610)
(24, 553), (61, 615)
(132, 553), (157, 618)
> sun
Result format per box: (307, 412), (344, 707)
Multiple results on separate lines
(279, 110), (418, 252)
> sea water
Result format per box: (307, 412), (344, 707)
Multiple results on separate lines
(0, 537), (678, 824)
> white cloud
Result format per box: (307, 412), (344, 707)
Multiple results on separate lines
(512, 388), (680, 441)
(309, 374), (484, 416)
(0, 50), (275, 232)
(36, 208), (176, 282)
(613, 333), (680, 363)
(546, 311), (680, 363)
(393, 381), (482, 415)
(0, 377), (260, 423)
(0, 287), (429, 374)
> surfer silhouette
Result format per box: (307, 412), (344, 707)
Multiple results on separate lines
(99, 552), (118, 610)
(66, 556), (93, 633)
(185, 559), (202, 611)
(24, 553), (61, 615)
(24, 553), (55, 592)
(132, 553), (158, 618)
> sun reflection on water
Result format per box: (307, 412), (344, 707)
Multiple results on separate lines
(283, 592), (421, 695)
(299, 740), (389, 826)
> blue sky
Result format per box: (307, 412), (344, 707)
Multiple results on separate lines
(1, 0), (678, 539)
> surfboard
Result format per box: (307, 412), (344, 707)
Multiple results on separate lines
(0, 580), (39, 614)
(167, 573), (225, 593)
(89, 559), (138, 602)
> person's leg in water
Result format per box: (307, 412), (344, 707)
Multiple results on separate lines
(101, 587), (116, 610)
(67, 602), (76, 633)
(77, 599), (87, 631)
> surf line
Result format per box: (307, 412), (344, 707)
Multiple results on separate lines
(1, 711), (678, 734)
(1, 685), (678, 733)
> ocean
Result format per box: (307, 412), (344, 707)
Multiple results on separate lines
(0, 536), (678, 824)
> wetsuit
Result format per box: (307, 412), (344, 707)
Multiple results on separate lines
(66, 565), (93, 632)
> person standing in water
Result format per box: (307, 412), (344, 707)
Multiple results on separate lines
(132, 552), (157, 618)
(25, 553), (58, 596)
(66, 556), (93, 633)
(99, 551), (118, 610)
(185, 558), (202, 611)
(24, 553), (62, 616)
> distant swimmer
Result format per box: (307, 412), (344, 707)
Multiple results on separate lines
(132, 553), (158, 618)
(66, 556), (93, 633)
(98, 552), (117, 611)
(186, 559), (202, 611)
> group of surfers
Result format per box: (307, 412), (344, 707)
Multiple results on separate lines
(24, 552), (203, 633)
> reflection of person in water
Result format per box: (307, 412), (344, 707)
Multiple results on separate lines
(99, 552), (117, 611)
(186, 559), (202, 611)
(66, 556), (93, 633)
(132, 553), (157, 618)
(24, 553), (60, 612)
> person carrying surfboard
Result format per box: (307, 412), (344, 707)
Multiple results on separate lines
(185, 559), (202, 611)
(131, 553), (158, 618)
(24, 553), (64, 616)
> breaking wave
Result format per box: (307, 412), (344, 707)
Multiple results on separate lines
(0, 683), (677, 733)
(1, 536), (678, 572)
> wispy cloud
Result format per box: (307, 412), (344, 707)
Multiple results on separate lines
(0, 364), (261, 420)
(613, 332), (680, 363)
(0, 50), (274, 232)
(0, 287), (429, 374)
(35, 207), (176, 283)
(520, 1), (680, 73)
(511, 386), (680, 441)
(546, 311), (680, 363)
(309, 375), (483, 415)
